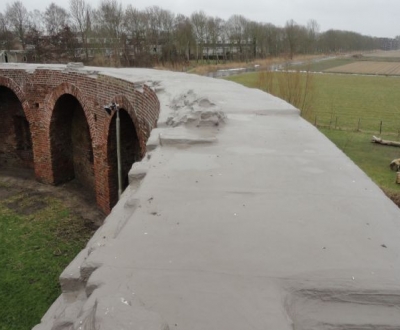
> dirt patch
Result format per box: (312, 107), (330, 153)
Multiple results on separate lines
(0, 185), (21, 200)
(6, 191), (48, 215)
(0, 168), (105, 227)
(384, 189), (400, 209)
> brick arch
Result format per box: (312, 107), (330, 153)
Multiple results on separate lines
(102, 94), (144, 156)
(43, 82), (97, 143)
(101, 95), (142, 208)
(34, 82), (98, 192)
(0, 75), (32, 122)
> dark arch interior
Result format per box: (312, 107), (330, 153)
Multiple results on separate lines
(50, 94), (95, 195)
(0, 86), (33, 169)
(107, 109), (141, 207)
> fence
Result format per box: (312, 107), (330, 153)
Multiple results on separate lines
(313, 112), (400, 136)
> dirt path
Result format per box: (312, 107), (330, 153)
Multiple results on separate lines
(0, 168), (105, 228)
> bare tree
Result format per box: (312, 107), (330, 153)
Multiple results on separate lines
(29, 10), (45, 32)
(174, 14), (194, 62)
(284, 19), (308, 59)
(263, 23), (283, 57)
(69, 0), (91, 61)
(1, 2), (385, 66)
(95, 0), (123, 38)
(5, 1), (30, 49)
(244, 20), (261, 61)
(0, 12), (14, 50)
(143, 6), (175, 64)
(44, 3), (70, 36)
(306, 19), (320, 53)
(225, 15), (248, 61)
(190, 11), (207, 62)
(94, 0), (124, 65)
(206, 16), (224, 64)
(145, 6), (163, 61)
(159, 8), (175, 63)
(123, 6), (148, 66)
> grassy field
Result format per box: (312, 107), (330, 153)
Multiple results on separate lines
(290, 57), (356, 72)
(0, 179), (95, 330)
(364, 50), (400, 58)
(227, 72), (400, 133)
(312, 74), (400, 132)
(226, 71), (400, 197)
(320, 129), (400, 195)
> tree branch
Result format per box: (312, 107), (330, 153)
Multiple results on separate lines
(371, 135), (400, 147)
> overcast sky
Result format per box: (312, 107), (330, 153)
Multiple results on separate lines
(0, 0), (398, 38)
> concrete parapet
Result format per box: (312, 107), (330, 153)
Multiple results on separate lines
(14, 66), (400, 330)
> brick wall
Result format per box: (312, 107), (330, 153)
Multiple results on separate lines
(0, 86), (33, 168)
(0, 67), (160, 214)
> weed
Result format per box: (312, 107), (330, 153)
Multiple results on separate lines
(253, 66), (315, 121)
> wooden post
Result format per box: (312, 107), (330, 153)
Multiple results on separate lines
(335, 116), (338, 129)
(357, 118), (361, 131)
(380, 120), (383, 135)
(314, 115), (317, 126)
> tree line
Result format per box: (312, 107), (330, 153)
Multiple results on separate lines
(0, 0), (397, 67)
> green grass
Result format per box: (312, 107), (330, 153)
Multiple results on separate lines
(290, 58), (356, 72)
(0, 189), (95, 330)
(227, 72), (400, 132)
(226, 71), (400, 197)
(311, 74), (400, 132)
(320, 129), (400, 194)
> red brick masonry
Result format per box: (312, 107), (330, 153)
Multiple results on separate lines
(0, 67), (160, 213)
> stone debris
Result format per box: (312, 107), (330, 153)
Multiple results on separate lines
(167, 90), (226, 127)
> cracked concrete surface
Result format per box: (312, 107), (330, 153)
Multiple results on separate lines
(6, 64), (399, 330)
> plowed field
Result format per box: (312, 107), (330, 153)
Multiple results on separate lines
(364, 50), (400, 58)
(325, 61), (400, 75)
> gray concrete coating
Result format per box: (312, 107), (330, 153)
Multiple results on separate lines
(4, 64), (400, 329)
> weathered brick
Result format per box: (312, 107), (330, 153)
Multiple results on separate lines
(0, 68), (160, 214)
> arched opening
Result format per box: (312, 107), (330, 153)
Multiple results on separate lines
(50, 94), (95, 195)
(107, 109), (141, 207)
(0, 86), (33, 169)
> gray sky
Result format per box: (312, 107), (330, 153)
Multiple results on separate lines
(1, 0), (398, 38)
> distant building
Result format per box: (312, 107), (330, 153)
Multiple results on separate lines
(0, 50), (28, 63)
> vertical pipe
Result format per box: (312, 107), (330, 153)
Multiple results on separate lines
(116, 108), (122, 199)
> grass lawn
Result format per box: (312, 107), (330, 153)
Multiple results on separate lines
(227, 72), (400, 132)
(226, 71), (400, 199)
(290, 58), (356, 72)
(0, 182), (95, 330)
(312, 74), (400, 132)
(320, 129), (400, 195)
